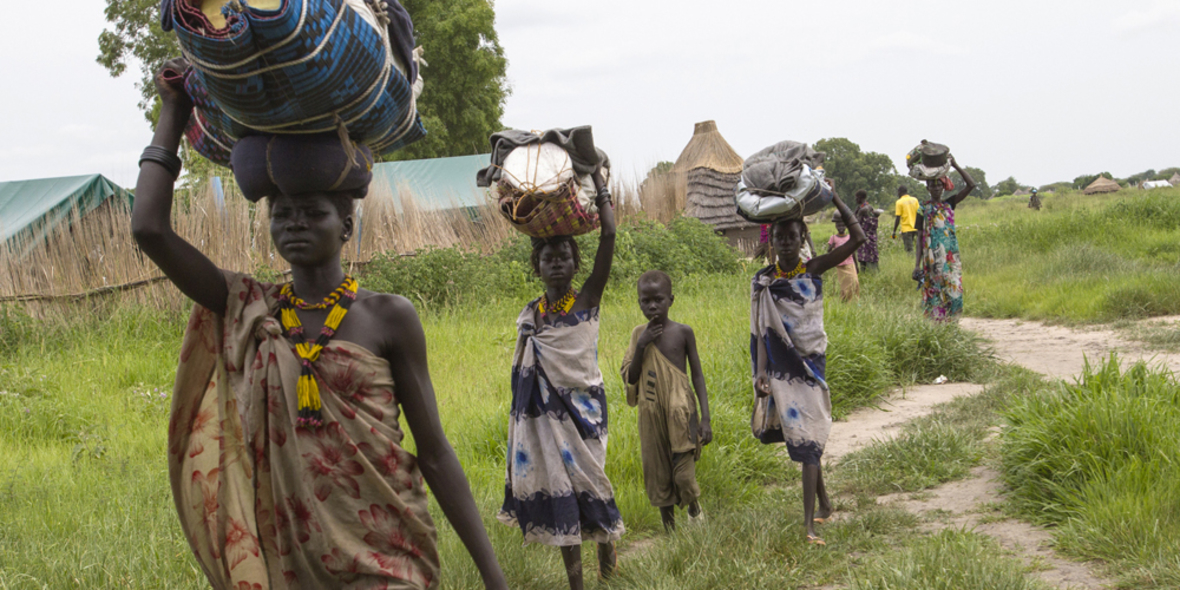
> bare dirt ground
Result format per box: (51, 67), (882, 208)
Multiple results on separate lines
(819, 316), (1180, 589)
(961, 316), (1180, 379)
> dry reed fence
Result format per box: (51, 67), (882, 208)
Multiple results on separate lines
(0, 172), (666, 316)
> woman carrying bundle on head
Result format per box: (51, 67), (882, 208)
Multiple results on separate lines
(496, 169), (624, 590)
(750, 179), (865, 546)
(133, 60), (506, 590)
(912, 157), (976, 322)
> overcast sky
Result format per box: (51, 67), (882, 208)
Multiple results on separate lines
(1, 0), (1177, 189)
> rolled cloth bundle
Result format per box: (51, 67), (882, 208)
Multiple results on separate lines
(476, 127), (611, 239)
(161, 0), (425, 168)
(231, 133), (373, 202)
(906, 140), (952, 180)
(735, 140), (832, 222)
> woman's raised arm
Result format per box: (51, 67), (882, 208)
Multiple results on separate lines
(578, 169), (615, 308)
(131, 60), (229, 315)
(946, 157), (977, 208)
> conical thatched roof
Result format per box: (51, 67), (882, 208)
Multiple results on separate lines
(685, 167), (749, 230)
(1170, 172), (1180, 186)
(1084, 176), (1121, 195)
(673, 120), (744, 174)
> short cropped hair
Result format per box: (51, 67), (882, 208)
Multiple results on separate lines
(770, 217), (807, 240)
(855, 189), (868, 202)
(637, 269), (672, 294)
(266, 191), (357, 221)
(530, 235), (581, 276)
(897, 185), (908, 196)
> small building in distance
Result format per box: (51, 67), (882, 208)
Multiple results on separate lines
(0, 174), (133, 250)
(673, 120), (758, 250)
(1169, 172), (1180, 187)
(1140, 180), (1172, 190)
(1083, 176), (1122, 195)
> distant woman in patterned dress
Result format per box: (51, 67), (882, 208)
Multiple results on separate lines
(854, 189), (882, 273)
(498, 170), (623, 590)
(912, 157), (976, 321)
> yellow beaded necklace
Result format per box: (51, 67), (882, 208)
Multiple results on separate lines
(278, 276), (357, 429)
(774, 260), (807, 280)
(538, 288), (577, 316)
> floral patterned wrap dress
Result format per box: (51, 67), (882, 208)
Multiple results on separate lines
(917, 200), (964, 321)
(498, 301), (625, 546)
(169, 272), (439, 589)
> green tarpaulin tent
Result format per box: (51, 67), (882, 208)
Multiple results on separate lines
(0, 174), (133, 244)
(370, 154), (491, 210)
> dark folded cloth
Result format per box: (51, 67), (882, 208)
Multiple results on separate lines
(476, 126), (609, 187)
(741, 141), (826, 195)
(231, 133), (373, 202)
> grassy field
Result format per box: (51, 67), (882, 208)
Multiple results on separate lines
(6, 185), (1177, 588)
(0, 255), (997, 588)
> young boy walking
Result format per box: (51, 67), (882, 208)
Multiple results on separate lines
(621, 270), (713, 532)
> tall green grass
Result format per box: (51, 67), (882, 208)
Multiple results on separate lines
(848, 529), (1052, 590)
(1000, 356), (1180, 587)
(0, 222), (992, 588)
(951, 188), (1180, 322)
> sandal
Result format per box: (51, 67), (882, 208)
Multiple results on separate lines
(806, 534), (826, 546)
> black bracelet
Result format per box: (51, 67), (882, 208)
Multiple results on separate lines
(139, 146), (183, 179)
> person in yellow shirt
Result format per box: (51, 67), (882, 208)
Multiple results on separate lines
(891, 185), (920, 253)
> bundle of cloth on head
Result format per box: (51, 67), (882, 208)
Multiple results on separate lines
(735, 140), (832, 223)
(160, 0), (425, 168)
(476, 126), (610, 239)
(906, 140), (952, 181)
(231, 132), (373, 202)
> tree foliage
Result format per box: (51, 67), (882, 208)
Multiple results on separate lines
(96, 0), (509, 160)
(389, 0), (509, 160)
(813, 138), (898, 206)
(993, 176), (1025, 196)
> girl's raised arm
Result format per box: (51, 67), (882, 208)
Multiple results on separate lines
(131, 59), (229, 315)
(806, 190), (866, 277)
(578, 169), (615, 308)
(946, 157), (977, 208)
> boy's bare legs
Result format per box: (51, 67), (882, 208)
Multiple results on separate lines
(660, 506), (676, 532)
(560, 545), (583, 590)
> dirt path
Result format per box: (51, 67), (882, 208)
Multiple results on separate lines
(821, 317), (1167, 589)
(961, 316), (1180, 379)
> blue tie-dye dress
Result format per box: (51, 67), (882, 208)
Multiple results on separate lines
(749, 266), (832, 466)
(497, 301), (625, 546)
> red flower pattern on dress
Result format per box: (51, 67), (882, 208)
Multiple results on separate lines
(180, 307), (219, 362)
(270, 425), (287, 447)
(285, 495), (322, 543)
(224, 516), (260, 570)
(187, 407), (217, 458)
(322, 548), (364, 583)
(235, 582), (262, 590)
(359, 504), (423, 559)
(191, 469), (221, 559)
(357, 440), (416, 492)
(299, 422), (364, 501)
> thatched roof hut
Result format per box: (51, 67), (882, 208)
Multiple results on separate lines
(1169, 172), (1180, 186)
(673, 121), (758, 247)
(1083, 176), (1121, 195)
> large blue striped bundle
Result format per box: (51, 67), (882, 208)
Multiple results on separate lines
(161, 0), (425, 167)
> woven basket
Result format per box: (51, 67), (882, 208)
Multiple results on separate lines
(496, 178), (600, 239)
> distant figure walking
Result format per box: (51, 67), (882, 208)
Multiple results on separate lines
(913, 157), (976, 321)
(1028, 188), (1042, 210)
(854, 189), (881, 272)
(891, 186), (920, 253)
(826, 210), (860, 302)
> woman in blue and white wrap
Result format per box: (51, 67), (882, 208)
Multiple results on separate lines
(751, 182), (865, 546)
(498, 169), (623, 589)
